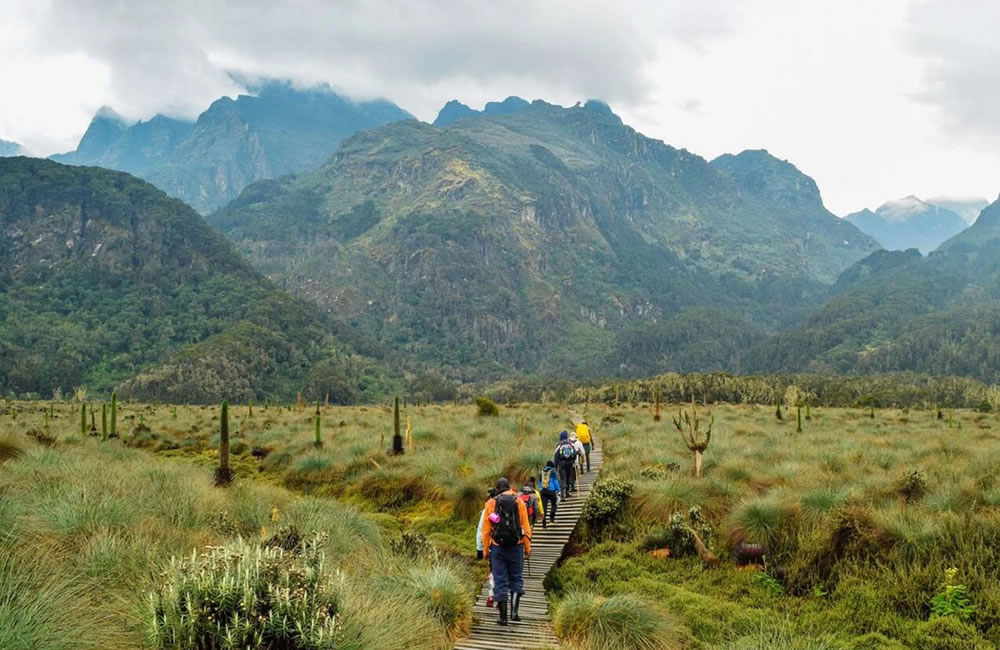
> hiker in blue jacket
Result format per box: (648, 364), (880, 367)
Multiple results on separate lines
(538, 460), (560, 527)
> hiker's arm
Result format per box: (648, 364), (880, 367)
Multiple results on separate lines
(481, 500), (495, 554)
(518, 499), (532, 556)
(475, 509), (485, 553)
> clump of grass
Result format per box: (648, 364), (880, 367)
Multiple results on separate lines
(726, 494), (801, 549)
(296, 454), (333, 474)
(377, 563), (473, 637)
(0, 435), (23, 462)
(553, 591), (685, 650)
(451, 481), (487, 521)
(634, 476), (713, 520)
(358, 469), (429, 510)
(0, 544), (116, 649)
(801, 487), (849, 517)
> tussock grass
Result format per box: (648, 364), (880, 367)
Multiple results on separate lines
(553, 591), (685, 650)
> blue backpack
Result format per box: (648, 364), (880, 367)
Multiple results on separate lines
(558, 442), (577, 463)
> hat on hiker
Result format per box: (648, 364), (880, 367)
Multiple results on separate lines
(495, 477), (511, 492)
(559, 430), (569, 441)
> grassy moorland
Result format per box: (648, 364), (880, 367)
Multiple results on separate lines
(551, 401), (1000, 650)
(3, 396), (1000, 649)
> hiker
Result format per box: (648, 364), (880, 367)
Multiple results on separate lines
(575, 420), (593, 472)
(554, 431), (578, 499)
(476, 487), (497, 560)
(538, 461), (560, 527)
(519, 478), (540, 527)
(482, 477), (532, 626)
(569, 432), (585, 489)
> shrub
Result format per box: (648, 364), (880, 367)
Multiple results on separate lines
(898, 468), (927, 503)
(929, 568), (975, 621)
(978, 399), (993, 413)
(390, 530), (435, 560)
(582, 477), (634, 533)
(643, 506), (713, 558)
(475, 396), (499, 417)
(553, 591), (685, 650)
(147, 535), (339, 649)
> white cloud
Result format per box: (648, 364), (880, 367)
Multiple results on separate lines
(1, 0), (999, 212)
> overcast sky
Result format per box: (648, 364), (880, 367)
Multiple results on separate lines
(0, 0), (997, 215)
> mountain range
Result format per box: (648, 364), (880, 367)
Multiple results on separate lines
(51, 82), (413, 213)
(845, 196), (970, 253)
(4, 90), (1000, 399)
(209, 99), (878, 380)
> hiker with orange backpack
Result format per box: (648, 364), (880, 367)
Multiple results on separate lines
(482, 477), (532, 626)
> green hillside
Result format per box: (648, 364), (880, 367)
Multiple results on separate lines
(0, 157), (394, 402)
(210, 100), (878, 380)
(747, 198), (1000, 381)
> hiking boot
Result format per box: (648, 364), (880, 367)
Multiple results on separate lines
(512, 593), (521, 621)
(497, 599), (508, 626)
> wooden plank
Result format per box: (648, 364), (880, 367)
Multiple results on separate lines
(453, 449), (603, 650)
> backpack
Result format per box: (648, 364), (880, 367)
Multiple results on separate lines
(492, 494), (521, 547)
(558, 442), (577, 463)
(518, 492), (534, 517)
(541, 467), (555, 490)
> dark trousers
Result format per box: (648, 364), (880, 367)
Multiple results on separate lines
(558, 464), (572, 498)
(582, 442), (592, 472)
(490, 544), (524, 602)
(541, 489), (558, 522)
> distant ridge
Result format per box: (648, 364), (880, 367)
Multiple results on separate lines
(845, 195), (968, 253)
(51, 81), (414, 213)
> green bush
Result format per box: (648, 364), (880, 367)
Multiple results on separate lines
(147, 535), (339, 649)
(898, 468), (927, 503)
(582, 477), (634, 533)
(475, 396), (499, 417)
(929, 568), (975, 621)
(554, 591), (685, 649)
(390, 530), (435, 560)
(641, 506), (713, 557)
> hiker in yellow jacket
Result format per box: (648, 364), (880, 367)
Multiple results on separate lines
(575, 420), (593, 472)
(482, 477), (532, 625)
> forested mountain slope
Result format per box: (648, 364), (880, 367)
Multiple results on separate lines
(746, 197), (1000, 382)
(0, 157), (393, 402)
(210, 100), (878, 380)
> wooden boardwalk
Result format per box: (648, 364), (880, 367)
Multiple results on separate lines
(454, 447), (603, 650)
